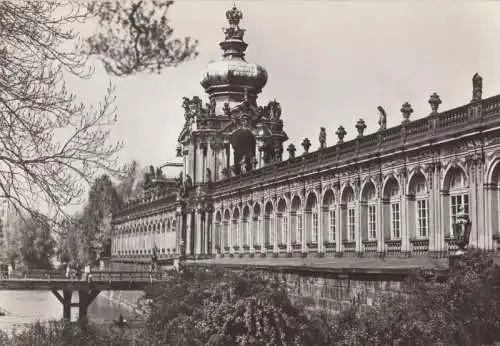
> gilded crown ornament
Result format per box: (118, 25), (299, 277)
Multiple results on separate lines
(226, 5), (243, 26)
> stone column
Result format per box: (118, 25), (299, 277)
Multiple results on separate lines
(355, 201), (362, 253)
(185, 212), (192, 255)
(399, 168), (410, 254)
(287, 211), (292, 253)
(377, 197), (384, 253)
(195, 209), (203, 255)
(336, 204), (342, 254)
(318, 205), (324, 254)
(275, 210), (280, 255)
(472, 157), (489, 249)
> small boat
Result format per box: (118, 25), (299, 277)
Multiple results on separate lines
(114, 314), (127, 327)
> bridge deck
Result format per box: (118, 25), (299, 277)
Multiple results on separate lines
(0, 271), (170, 291)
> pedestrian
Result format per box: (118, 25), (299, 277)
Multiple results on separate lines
(84, 263), (90, 281)
(76, 264), (81, 280)
(7, 264), (12, 279)
(65, 264), (70, 279)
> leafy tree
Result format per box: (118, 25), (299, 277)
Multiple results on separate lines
(115, 160), (145, 202)
(14, 215), (56, 269)
(79, 174), (122, 261)
(0, 0), (197, 225)
(57, 214), (85, 265)
(1, 320), (146, 346)
(329, 249), (500, 346)
(142, 268), (326, 345)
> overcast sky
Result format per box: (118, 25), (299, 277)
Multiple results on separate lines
(67, 1), (500, 175)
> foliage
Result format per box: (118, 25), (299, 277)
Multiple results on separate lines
(114, 160), (145, 202)
(86, 0), (198, 76)
(326, 248), (500, 346)
(0, 320), (146, 346)
(14, 214), (56, 269)
(61, 174), (122, 263)
(0, 0), (197, 225)
(57, 213), (85, 265)
(142, 267), (326, 345)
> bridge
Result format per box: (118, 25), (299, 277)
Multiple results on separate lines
(0, 270), (170, 320)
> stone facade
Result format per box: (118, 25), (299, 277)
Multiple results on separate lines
(111, 6), (500, 263)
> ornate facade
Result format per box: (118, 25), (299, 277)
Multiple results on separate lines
(111, 7), (500, 261)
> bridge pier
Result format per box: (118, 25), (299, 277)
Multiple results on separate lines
(51, 289), (101, 321)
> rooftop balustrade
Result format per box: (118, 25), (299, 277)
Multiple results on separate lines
(211, 94), (500, 195)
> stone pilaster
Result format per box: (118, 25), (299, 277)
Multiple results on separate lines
(336, 205), (343, 254)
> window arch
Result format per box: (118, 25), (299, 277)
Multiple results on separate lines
(264, 201), (273, 247)
(214, 211), (222, 252)
(360, 181), (377, 241)
(242, 205), (251, 247)
(408, 172), (429, 238)
(252, 204), (261, 247)
(322, 189), (336, 243)
(232, 207), (240, 248)
(305, 192), (318, 245)
(444, 166), (469, 236)
(341, 185), (356, 242)
(223, 209), (230, 249)
(383, 177), (401, 240)
(291, 195), (302, 244)
(277, 198), (288, 246)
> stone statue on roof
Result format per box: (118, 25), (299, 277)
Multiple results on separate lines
(319, 127), (326, 149)
(377, 106), (387, 131)
(472, 73), (483, 102)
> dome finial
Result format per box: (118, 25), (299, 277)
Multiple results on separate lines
(226, 4), (243, 26)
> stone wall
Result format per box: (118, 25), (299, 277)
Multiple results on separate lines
(280, 272), (404, 314)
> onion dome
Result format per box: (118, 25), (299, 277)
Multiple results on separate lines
(200, 6), (268, 102)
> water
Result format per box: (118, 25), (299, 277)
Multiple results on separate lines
(0, 290), (142, 334)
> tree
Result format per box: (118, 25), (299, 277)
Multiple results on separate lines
(142, 268), (326, 345)
(79, 174), (122, 261)
(115, 160), (145, 202)
(57, 213), (84, 265)
(0, 1), (197, 225)
(86, 1), (198, 76)
(15, 215), (56, 269)
(328, 249), (500, 346)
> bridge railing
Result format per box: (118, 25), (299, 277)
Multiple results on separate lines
(4, 270), (170, 281)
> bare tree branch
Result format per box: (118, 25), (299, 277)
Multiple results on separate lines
(0, 1), (122, 227)
(85, 0), (198, 76)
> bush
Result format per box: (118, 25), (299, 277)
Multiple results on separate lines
(329, 248), (500, 346)
(142, 267), (325, 345)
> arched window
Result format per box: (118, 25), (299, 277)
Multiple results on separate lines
(232, 207), (240, 248)
(264, 202), (273, 246)
(223, 210), (230, 249)
(361, 182), (377, 241)
(277, 199), (287, 245)
(291, 196), (302, 244)
(322, 189), (336, 243)
(214, 211), (222, 251)
(252, 204), (261, 246)
(409, 172), (429, 238)
(305, 193), (318, 245)
(383, 177), (401, 240)
(341, 186), (356, 242)
(242, 206), (251, 247)
(447, 167), (469, 235)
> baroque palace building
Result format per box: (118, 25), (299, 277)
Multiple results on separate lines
(111, 6), (500, 261)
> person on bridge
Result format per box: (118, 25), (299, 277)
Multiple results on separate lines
(84, 263), (91, 281)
